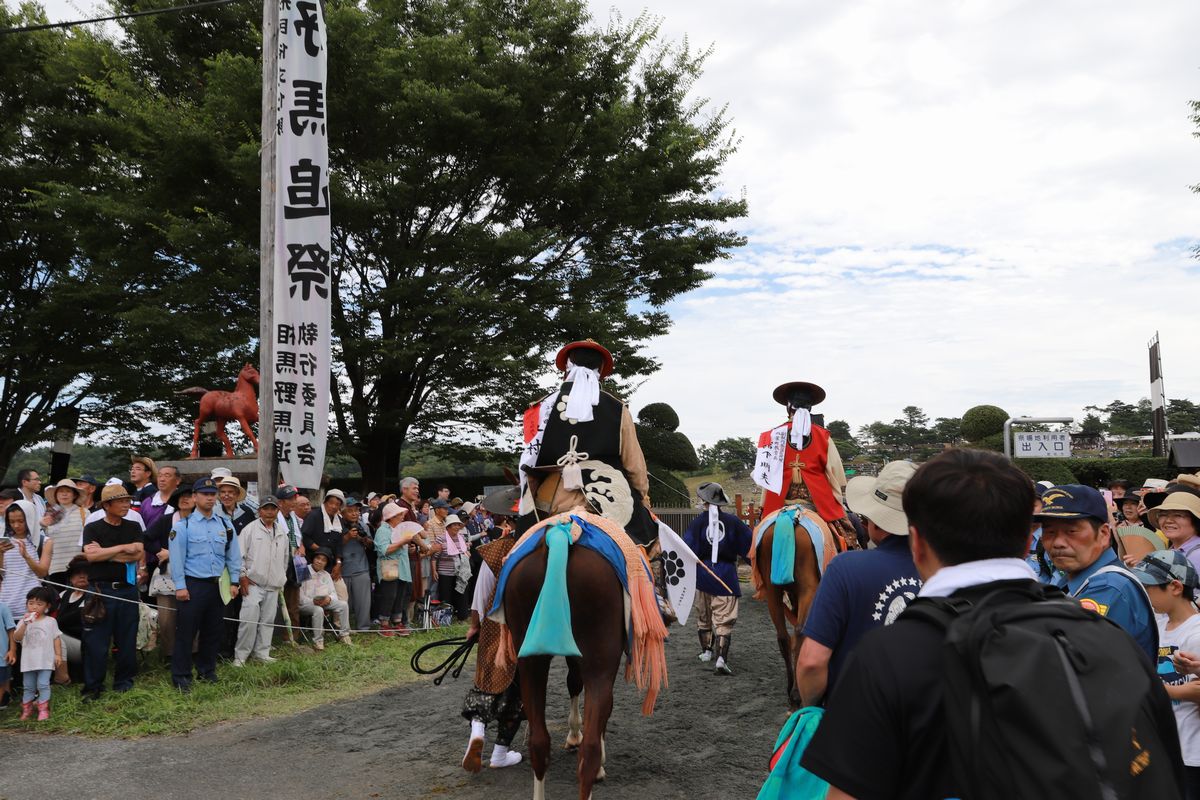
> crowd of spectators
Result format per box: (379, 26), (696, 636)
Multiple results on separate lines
(0, 460), (498, 714)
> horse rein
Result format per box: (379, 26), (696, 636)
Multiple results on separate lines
(410, 631), (478, 686)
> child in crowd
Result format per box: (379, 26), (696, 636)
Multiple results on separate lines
(1132, 550), (1200, 799)
(0, 574), (14, 708)
(12, 586), (63, 720)
(298, 548), (352, 651)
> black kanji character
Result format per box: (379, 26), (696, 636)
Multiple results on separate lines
(301, 383), (317, 408)
(274, 410), (293, 433)
(290, 80), (325, 136)
(293, 1), (322, 57)
(286, 243), (330, 301)
(283, 159), (329, 218)
(276, 324), (296, 346)
(274, 439), (292, 463)
(296, 442), (317, 466)
(298, 322), (318, 346)
(274, 381), (298, 405)
(276, 350), (298, 375)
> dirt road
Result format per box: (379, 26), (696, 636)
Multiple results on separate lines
(0, 598), (788, 800)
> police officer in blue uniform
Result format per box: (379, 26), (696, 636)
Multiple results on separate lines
(1039, 483), (1157, 660)
(170, 478), (241, 690)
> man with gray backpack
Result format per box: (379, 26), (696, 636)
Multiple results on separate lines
(802, 448), (1183, 800)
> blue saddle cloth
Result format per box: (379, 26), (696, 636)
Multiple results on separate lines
(490, 515), (634, 655)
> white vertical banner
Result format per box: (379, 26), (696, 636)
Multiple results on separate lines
(655, 520), (699, 625)
(272, 0), (330, 489)
(752, 423), (789, 494)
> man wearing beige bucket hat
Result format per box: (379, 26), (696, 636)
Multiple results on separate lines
(796, 460), (921, 706)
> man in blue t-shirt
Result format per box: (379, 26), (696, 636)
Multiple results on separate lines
(797, 460), (921, 706)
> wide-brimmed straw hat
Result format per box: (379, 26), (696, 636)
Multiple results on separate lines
(217, 476), (247, 503)
(846, 461), (916, 537)
(100, 484), (133, 504)
(1149, 491), (1200, 529)
(49, 478), (80, 500)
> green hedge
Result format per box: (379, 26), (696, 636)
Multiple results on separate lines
(636, 425), (700, 471)
(1013, 457), (1171, 487)
(646, 461), (690, 507)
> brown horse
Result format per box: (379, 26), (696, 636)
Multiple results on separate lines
(180, 363), (260, 458)
(505, 541), (624, 800)
(752, 506), (836, 708)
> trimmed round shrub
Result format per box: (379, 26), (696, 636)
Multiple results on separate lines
(638, 403), (680, 431)
(962, 405), (1010, 443)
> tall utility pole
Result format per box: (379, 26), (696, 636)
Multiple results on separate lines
(257, 0), (280, 495)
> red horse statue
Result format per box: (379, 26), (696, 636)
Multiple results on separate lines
(179, 363), (260, 458)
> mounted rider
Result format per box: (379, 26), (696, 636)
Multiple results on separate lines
(517, 340), (657, 545)
(754, 381), (856, 548)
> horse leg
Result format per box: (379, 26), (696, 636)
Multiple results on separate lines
(565, 656), (584, 750)
(757, 529), (799, 708)
(215, 419), (235, 457)
(578, 677), (614, 800)
(237, 415), (259, 453)
(190, 409), (207, 459)
(520, 655), (553, 800)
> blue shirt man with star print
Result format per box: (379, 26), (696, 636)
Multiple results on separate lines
(799, 460), (922, 705)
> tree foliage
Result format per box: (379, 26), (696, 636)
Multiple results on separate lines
(0, 0), (746, 487)
(635, 403), (697, 471)
(638, 403), (681, 431)
(697, 436), (755, 474)
(961, 405), (1009, 443)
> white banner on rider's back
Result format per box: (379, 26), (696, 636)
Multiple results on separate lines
(272, 0), (330, 489)
(752, 423), (789, 494)
(655, 520), (698, 625)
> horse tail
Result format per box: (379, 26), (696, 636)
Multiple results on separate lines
(625, 547), (669, 716)
(175, 387), (209, 396)
(517, 522), (582, 658)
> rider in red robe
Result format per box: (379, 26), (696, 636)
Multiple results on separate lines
(759, 381), (855, 546)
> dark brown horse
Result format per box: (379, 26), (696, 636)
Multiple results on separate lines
(179, 363), (260, 458)
(752, 506), (836, 708)
(505, 541), (624, 800)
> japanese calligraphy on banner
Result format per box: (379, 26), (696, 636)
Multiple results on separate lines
(752, 423), (790, 494)
(1015, 432), (1072, 459)
(273, 0), (329, 489)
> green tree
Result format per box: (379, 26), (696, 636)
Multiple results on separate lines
(961, 405), (1009, 443)
(635, 403), (698, 472)
(1168, 399), (1200, 434)
(826, 419), (853, 441)
(931, 416), (962, 445)
(325, 1), (745, 485)
(4, 0), (745, 488)
(1079, 412), (1105, 437)
(697, 437), (755, 473)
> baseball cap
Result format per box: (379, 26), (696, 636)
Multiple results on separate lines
(430, 498), (452, 510)
(846, 461), (916, 537)
(366, 492), (378, 501)
(258, 495), (280, 508)
(74, 474), (99, 487)
(344, 496), (363, 507)
(274, 485), (298, 500)
(192, 478), (219, 494)
(1131, 549), (1200, 590)
(1033, 485), (1108, 522)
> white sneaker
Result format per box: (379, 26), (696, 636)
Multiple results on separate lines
(255, 655), (277, 664)
(490, 750), (523, 769)
(698, 650), (713, 662)
(232, 659), (246, 668)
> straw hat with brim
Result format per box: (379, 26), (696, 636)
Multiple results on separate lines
(50, 478), (80, 500)
(218, 477), (247, 503)
(1149, 492), (1200, 529)
(131, 456), (157, 481)
(772, 381), (827, 408)
(555, 340), (614, 378)
(845, 461), (917, 537)
(481, 487), (520, 516)
(100, 484), (133, 504)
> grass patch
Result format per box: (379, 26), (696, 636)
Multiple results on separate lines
(0, 625), (466, 738)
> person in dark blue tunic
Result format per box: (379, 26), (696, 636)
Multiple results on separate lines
(796, 460), (921, 706)
(682, 482), (753, 675)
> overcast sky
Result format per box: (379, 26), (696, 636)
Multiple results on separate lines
(31, 0), (1200, 447)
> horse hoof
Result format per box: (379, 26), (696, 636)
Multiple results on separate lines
(596, 767), (607, 782)
(564, 738), (581, 752)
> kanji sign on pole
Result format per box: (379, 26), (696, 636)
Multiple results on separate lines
(1014, 432), (1072, 459)
(272, 0), (329, 489)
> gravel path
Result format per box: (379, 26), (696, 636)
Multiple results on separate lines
(0, 596), (788, 800)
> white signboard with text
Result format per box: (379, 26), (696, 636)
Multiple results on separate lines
(1015, 432), (1071, 459)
